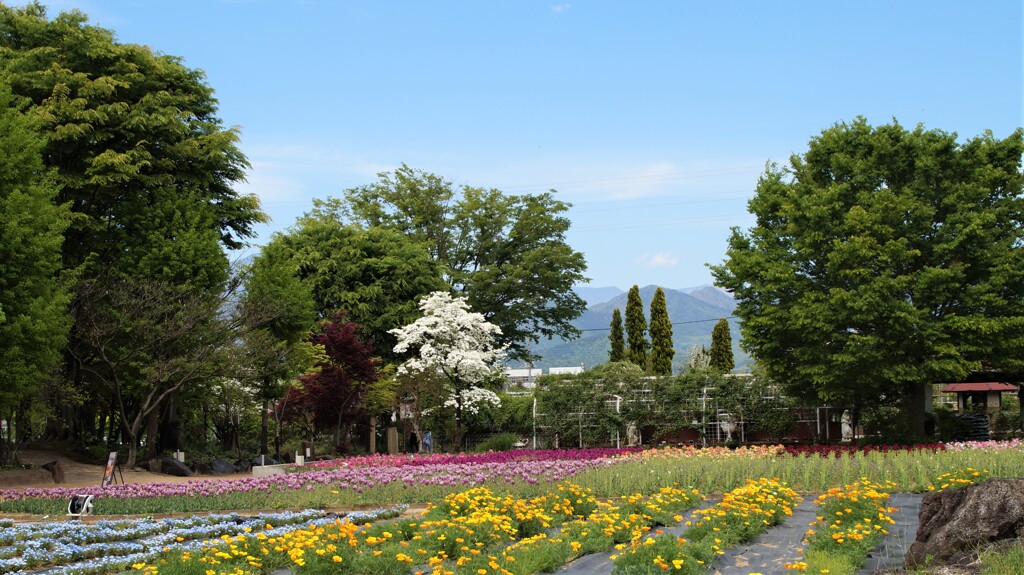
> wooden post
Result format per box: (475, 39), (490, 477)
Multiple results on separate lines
(368, 416), (377, 453)
(386, 427), (398, 454)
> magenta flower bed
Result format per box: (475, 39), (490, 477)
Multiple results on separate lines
(782, 443), (946, 458)
(0, 450), (626, 502)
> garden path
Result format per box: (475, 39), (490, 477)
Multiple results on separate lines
(856, 493), (924, 575)
(555, 493), (923, 575)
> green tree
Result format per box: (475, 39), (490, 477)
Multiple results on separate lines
(70, 274), (246, 468)
(276, 211), (445, 360)
(625, 285), (649, 371)
(239, 240), (317, 456)
(608, 308), (625, 363)
(649, 288), (674, 375)
(0, 4), (264, 283)
(709, 318), (734, 373)
(1, 4), (266, 446)
(0, 81), (70, 450)
(338, 164), (589, 361)
(711, 119), (1024, 437)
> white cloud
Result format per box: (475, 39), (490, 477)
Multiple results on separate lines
(551, 4), (571, 14)
(634, 252), (679, 268)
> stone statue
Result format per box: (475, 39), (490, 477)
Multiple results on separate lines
(841, 410), (853, 442)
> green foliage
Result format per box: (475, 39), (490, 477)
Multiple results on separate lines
(712, 118), (1024, 435)
(536, 362), (645, 447)
(608, 308), (625, 363)
(624, 285), (649, 371)
(276, 212), (445, 360)
(649, 288), (674, 376)
(708, 318), (734, 372)
(0, 81), (70, 417)
(474, 432), (520, 452)
(339, 164), (589, 361)
(0, 4), (265, 284)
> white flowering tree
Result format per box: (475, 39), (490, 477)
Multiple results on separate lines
(391, 291), (504, 449)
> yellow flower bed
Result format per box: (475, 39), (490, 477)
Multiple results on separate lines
(785, 478), (897, 574)
(135, 482), (700, 575)
(615, 444), (785, 462)
(611, 477), (800, 574)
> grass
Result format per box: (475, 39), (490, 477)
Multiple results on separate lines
(4, 447), (1024, 516)
(980, 542), (1024, 575)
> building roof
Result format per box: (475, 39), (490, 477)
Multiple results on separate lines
(941, 382), (1019, 393)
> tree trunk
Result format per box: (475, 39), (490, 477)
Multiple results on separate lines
(259, 394), (270, 455)
(454, 399), (464, 451)
(901, 382), (928, 438)
(369, 415), (377, 454)
(123, 418), (139, 469)
(145, 410), (159, 459)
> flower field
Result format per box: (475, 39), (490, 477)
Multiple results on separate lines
(2, 441), (1023, 575)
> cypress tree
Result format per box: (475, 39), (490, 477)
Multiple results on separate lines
(608, 308), (625, 362)
(625, 285), (649, 370)
(649, 287), (674, 375)
(709, 318), (734, 372)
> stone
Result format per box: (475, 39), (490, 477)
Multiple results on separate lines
(41, 460), (65, 484)
(906, 478), (1024, 568)
(233, 458), (252, 473)
(193, 461), (212, 475)
(152, 455), (193, 477)
(0, 467), (53, 487)
(210, 457), (237, 475)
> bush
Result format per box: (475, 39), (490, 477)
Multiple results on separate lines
(473, 433), (520, 452)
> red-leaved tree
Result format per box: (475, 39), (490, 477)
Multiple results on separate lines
(286, 312), (379, 451)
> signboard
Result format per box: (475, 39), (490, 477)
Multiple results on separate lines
(101, 451), (118, 487)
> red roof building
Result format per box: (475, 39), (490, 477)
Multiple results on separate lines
(940, 382), (1019, 412)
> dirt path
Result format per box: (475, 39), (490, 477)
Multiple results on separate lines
(2, 448), (253, 489)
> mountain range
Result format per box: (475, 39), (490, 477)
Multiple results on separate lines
(524, 285), (748, 372)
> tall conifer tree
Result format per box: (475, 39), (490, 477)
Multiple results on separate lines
(649, 288), (674, 375)
(625, 285), (649, 370)
(608, 308), (625, 362)
(709, 318), (735, 373)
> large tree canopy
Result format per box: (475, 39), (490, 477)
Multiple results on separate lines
(336, 164), (589, 361)
(274, 213), (446, 360)
(0, 81), (70, 424)
(711, 119), (1024, 436)
(0, 3), (265, 286)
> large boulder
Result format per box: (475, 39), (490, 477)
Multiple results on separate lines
(41, 460), (65, 484)
(143, 455), (193, 477)
(210, 457), (237, 475)
(906, 478), (1024, 567)
(0, 467), (53, 487)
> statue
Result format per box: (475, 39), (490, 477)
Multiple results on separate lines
(626, 422), (640, 447)
(718, 414), (736, 442)
(841, 410), (854, 443)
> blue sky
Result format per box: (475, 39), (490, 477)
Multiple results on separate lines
(22, 1), (1024, 290)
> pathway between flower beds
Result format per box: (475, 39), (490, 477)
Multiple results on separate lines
(551, 493), (924, 575)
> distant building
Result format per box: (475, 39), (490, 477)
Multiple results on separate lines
(504, 366), (585, 389)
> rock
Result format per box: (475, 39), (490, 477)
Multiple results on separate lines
(233, 458), (252, 473)
(906, 478), (1024, 568)
(249, 455), (278, 467)
(210, 457), (237, 475)
(193, 461), (212, 475)
(152, 455), (193, 477)
(40, 460), (65, 484)
(0, 467), (53, 487)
